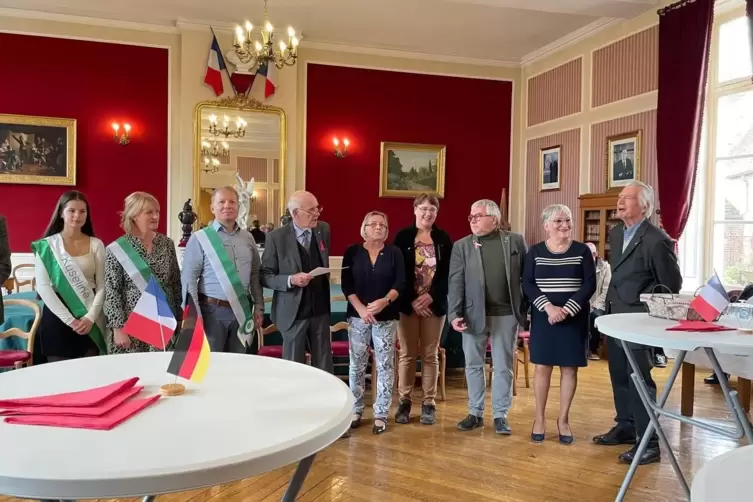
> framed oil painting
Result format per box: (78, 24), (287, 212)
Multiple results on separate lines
(606, 130), (641, 190)
(379, 142), (446, 198)
(540, 145), (560, 191)
(0, 113), (76, 186)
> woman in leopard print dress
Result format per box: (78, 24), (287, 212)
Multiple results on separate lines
(104, 192), (182, 354)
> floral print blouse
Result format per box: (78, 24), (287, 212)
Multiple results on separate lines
(104, 233), (182, 354)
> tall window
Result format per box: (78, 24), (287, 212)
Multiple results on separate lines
(708, 14), (753, 287)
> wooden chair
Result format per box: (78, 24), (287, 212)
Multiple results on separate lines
(0, 299), (41, 370)
(513, 331), (531, 396)
(12, 264), (36, 292)
(2, 278), (13, 295)
(256, 324), (311, 364)
(330, 321), (351, 382)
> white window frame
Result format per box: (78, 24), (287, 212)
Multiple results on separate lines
(698, 8), (753, 290)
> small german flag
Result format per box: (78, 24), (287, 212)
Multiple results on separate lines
(167, 294), (210, 382)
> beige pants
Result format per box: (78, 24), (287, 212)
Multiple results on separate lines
(397, 313), (445, 406)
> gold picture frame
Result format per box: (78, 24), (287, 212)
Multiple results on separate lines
(379, 142), (446, 198)
(539, 145), (561, 191)
(0, 113), (76, 186)
(606, 130), (641, 191)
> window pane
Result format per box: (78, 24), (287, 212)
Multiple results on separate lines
(714, 157), (753, 220)
(718, 17), (752, 83)
(715, 90), (753, 158)
(713, 223), (753, 287)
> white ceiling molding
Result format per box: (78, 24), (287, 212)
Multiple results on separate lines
(521, 17), (621, 67)
(302, 40), (521, 68)
(0, 7), (178, 34)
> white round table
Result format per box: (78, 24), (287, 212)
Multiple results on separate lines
(595, 313), (753, 502)
(0, 352), (353, 501)
(691, 444), (753, 501)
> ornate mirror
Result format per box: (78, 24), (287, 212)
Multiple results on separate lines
(193, 95), (286, 230)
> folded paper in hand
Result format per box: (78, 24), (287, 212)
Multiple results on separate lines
(308, 266), (347, 277)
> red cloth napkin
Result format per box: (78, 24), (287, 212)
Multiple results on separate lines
(0, 386), (143, 417)
(0, 378), (139, 408)
(667, 320), (734, 332)
(4, 394), (161, 430)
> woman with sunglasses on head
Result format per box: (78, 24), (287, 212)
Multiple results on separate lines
(341, 211), (405, 435)
(32, 191), (107, 361)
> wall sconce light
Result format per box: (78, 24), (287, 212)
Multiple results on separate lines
(112, 123), (131, 145)
(333, 137), (349, 158)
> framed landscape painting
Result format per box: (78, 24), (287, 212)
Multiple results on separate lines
(606, 130), (641, 190)
(540, 145), (560, 191)
(0, 113), (76, 186)
(379, 142), (446, 198)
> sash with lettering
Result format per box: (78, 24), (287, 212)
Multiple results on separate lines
(31, 234), (107, 354)
(195, 226), (255, 346)
(107, 236), (153, 292)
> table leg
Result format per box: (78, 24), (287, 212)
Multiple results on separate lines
(615, 345), (687, 502)
(705, 348), (753, 443)
(681, 362), (695, 417)
(281, 453), (316, 502)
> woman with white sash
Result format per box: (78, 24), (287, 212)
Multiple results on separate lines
(104, 192), (182, 354)
(32, 191), (107, 361)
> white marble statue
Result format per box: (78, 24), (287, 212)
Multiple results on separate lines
(234, 172), (255, 230)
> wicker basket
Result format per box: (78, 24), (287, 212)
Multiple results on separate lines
(639, 285), (717, 322)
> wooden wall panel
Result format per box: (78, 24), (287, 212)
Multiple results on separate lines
(592, 26), (658, 108)
(527, 58), (582, 126)
(525, 128), (581, 245)
(237, 156), (268, 182)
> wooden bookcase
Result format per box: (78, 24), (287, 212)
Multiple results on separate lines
(578, 192), (620, 262)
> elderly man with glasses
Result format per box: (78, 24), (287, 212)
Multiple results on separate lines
(448, 199), (528, 435)
(261, 190), (333, 372)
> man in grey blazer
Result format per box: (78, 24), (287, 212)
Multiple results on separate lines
(0, 215), (10, 324)
(448, 199), (527, 435)
(261, 190), (333, 373)
(593, 181), (682, 466)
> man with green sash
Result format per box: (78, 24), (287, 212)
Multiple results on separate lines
(182, 186), (264, 352)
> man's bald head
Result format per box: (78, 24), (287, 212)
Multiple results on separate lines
(287, 190), (320, 229)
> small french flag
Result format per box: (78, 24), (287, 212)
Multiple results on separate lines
(204, 34), (227, 96)
(256, 62), (277, 99)
(122, 276), (177, 350)
(691, 272), (730, 322)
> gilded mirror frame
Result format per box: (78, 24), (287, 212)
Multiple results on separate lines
(193, 94), (287, 221)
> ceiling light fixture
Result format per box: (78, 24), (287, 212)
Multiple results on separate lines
(232, 0), (300, 72)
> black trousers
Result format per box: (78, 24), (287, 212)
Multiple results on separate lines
(589, 309), (605, 353)
(606, 335), (657, 438)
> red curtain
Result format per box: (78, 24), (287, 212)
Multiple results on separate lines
(748, 0), (753, 83)
(656, 0), (714, 240)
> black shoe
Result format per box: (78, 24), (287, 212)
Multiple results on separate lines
(372, 418), (387, 435)
(457, 414), (483, 431)
(395, 400), (411, 424)
(350, 412), (362, 429)
(592, 425), (637, 445)
(420, 404), (436, 425)
(704, 373), (729, 384)
(557, 419), (574, 445)
(654, 353), (667, 368)
(494, 417), (512, 435)
(618, 440), (661, 465)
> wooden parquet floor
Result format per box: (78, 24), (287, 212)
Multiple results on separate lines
(1, 360), (747, 502)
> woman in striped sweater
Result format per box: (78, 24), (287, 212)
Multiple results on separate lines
(523, 204), (596, 445)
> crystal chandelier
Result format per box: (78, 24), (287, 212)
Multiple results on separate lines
(201, 138), (229, 158)
(233, 0), (300, 71)
(201, 156), (220, 174)
(208, 113), (246, 138)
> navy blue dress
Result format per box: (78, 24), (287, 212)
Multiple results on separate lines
(523, 241), (596, 367)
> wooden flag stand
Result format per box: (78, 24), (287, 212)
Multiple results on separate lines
(160, 383), (185, 396)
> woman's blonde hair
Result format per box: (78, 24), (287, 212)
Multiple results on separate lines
(120, 191), (160, 234)
(360, 210), (389, 240)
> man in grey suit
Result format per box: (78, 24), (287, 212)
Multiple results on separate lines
(593, 181), (682, 466)
(0, 215), (10, 324)
(261, 190), (333, 372)
(448, 199), (527, 435)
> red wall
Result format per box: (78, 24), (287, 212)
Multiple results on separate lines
(0, 33), (169, 252)
(305, 64), (513, 255)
